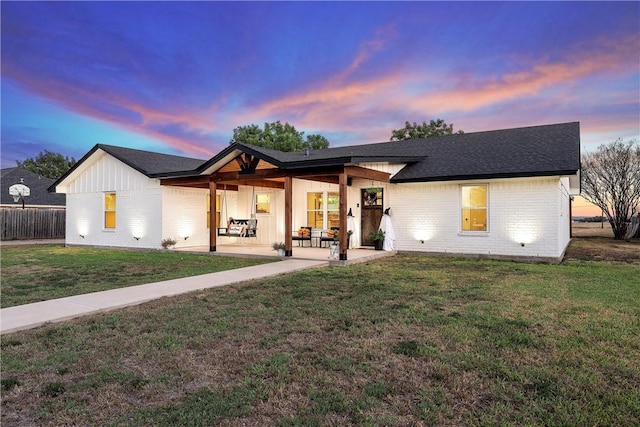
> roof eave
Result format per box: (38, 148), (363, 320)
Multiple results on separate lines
(391, 169), (580, 184)
(197, 143), (286, 174)
(48, 144), (103, 192)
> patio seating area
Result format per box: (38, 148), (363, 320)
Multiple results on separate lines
(176, 243), (394, 265)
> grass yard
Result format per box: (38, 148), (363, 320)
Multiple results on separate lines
(0, 245), (274, 308)
(1, 248), (638, 426)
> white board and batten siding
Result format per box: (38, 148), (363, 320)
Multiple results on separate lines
(64, 153), (163, 248)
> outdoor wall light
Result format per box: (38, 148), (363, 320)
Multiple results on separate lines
(79, 234), (85, 238)
(420, 240), (425, 244)
(520, 242), (525, 247)
(184, 236), (189, 240)
(133, 236), (140, 241)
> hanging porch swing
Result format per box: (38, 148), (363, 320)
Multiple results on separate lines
(216, 184), (258, 238)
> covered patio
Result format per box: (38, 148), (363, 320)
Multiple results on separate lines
(160, 144), (392, 261)
(175, 242), (395, 265)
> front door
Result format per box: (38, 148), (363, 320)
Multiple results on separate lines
(360, 187), (383, 246)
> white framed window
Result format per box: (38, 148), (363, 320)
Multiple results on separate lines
(461, 184), (488, 232)
(306, 191), (339, 228)
(104, 192), (116, 229)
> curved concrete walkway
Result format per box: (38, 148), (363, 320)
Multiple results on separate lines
(0, 259), (327, 335)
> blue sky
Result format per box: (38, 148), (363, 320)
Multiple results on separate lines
(2, 1), (639, 178)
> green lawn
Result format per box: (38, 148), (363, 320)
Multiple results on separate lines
(0, 245), (274, 308)
(1, 253), (638, 426)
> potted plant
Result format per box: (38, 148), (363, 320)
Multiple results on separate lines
(272, 242), (286, 256)
(369, 229), (385, 250)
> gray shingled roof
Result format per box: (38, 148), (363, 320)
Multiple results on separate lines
(2, 167), (66, 206)
(49, 144), (207, 191)
(389, 122), (580, 182)
(200, 122), (580, 181)
(94, 144), (206, 176)
(50, 122), (581, 191)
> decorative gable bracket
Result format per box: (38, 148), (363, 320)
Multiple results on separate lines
(235, 153), (261, 174)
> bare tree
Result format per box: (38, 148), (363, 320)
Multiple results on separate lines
(581, 138), (640, 239)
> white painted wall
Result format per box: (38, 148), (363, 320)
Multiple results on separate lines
(161, 187), (210, 249)
(63, 152), (571, 259)
(65, 152), (163, 248)
(388, 176), (569, 260)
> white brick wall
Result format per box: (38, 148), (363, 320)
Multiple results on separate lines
(388, 176), (569, 259)
(63, 152), (571, 259)
(162, 187), (210, 249)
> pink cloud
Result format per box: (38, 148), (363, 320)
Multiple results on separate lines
(217, 32), (638, 147)
(408, 35), (640, 113)
(3, 63), (217, 156)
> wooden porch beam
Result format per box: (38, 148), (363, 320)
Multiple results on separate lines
(209, 180), (217, 252)
(339, 170), (348, 261)
(214, 165), (346, 182)
(297, 176), (340, 185)
(233, 180), (285, 189)
(344, 166), (390, 182)
(284, 176), (293, 257)
(160, 176), (210, 187)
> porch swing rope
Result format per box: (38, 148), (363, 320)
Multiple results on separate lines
(251, 186), (256, 217)
(249, 186), (257, 239)
(222, 184), (228, 227)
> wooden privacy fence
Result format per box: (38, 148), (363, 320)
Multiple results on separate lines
(0, 208), (66, 240)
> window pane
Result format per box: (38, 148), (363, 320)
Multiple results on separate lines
(327, 211), (340, 228)
(462, 208), (487, 231)
(470, 209), (487, 230)
(307, 211), (324, 228)
(461, 185), (487, 231)
(327, 192), (339, 210)
(462, 185), (486, 208)
(105, 193), (116, 210)
(307, 192), (322, 210)
(256, 194), (270, 214)
(207, 194), (221, 229)
(363, 188), (382, 207)
(105, 211), (116, 229)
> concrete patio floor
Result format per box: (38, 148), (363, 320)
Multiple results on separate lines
(176, 241), (396, 265)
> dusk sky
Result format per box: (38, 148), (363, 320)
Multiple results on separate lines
(1, 2), (638, 214)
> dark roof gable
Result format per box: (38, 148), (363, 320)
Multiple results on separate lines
(95, 144), (206, 176)
(49, 144), (207, 191)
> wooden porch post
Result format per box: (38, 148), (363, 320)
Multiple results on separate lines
(209, 179), (217, 252)
(339, 170), (348, 261)
(284, 176), (293, 257)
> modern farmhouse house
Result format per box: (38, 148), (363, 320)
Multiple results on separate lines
(49, 122), (581, 262)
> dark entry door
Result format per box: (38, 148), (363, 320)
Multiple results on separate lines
(361, 188), (383, 246)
